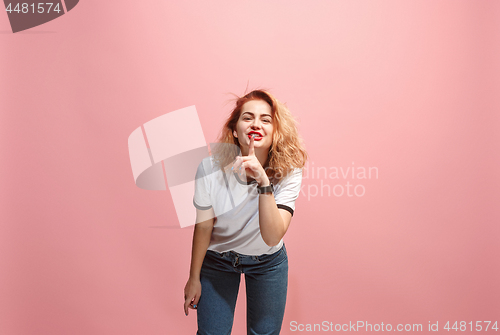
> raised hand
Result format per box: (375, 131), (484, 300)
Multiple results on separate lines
(232, 134), (270, 186)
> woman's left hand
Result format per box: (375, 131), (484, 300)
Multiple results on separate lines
(232, 135), (270, 186)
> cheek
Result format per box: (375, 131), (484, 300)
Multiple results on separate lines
(267, 126), (274, 136)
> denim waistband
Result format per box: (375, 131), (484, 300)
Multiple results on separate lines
(208, 243), (286, 264)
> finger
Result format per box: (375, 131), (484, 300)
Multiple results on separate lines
(240, 161), (247, 179)
(231, 156), (242, 173)
(235, 157), (245, 178)
(191, 297), (200, 310)
(239, 156), (256, 162)
(185, 295), (197, 314)
(193, 296), (200, 306)
(248, 134), (255, 156)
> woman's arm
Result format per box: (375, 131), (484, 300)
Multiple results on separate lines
(258, 179), (293, 247)
(233, 134), (296, 247)
(184, 208), (215, 316)
(189, 213), (214, 278)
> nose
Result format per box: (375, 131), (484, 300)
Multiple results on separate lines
(251, 119), (262, 129)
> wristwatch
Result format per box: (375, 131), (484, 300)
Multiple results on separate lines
(257, 183), (274, 195)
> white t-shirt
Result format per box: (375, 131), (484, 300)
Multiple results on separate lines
(193, 156), (303, 255)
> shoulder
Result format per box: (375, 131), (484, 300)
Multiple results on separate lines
(196, 156), (215, 173)
(275, 167), (303, 185)
(272, 167), (303, 194)
(196, 156), (227, 185)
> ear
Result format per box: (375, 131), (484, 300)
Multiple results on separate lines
(233, 130), (238, 138)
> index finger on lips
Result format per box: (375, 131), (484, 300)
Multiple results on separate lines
(248, 134), (255, 156)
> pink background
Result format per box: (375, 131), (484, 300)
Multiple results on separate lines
(1, 1), (499, 334)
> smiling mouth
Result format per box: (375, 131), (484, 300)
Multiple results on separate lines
(248, 134), (263, 141)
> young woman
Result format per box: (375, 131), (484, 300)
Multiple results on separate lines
(183, 89), (307, 335)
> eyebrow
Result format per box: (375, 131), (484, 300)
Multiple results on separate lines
(241, 112), (273, 118)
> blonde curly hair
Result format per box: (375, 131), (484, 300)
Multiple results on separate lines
(211, 89), (308, 183)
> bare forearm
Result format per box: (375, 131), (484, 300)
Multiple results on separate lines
(189, 225), (213, 279)
(258, 193), (285, 246)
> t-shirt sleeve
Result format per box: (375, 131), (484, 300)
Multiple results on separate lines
(274, 168), (303, 217)
(193, 160), (212, 210)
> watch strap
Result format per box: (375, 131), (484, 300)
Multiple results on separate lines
(257, 183), (274, 194)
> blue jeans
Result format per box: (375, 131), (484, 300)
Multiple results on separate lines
(197, 244), (288, 335)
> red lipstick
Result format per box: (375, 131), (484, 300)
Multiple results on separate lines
(248, 132), (263, 141)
